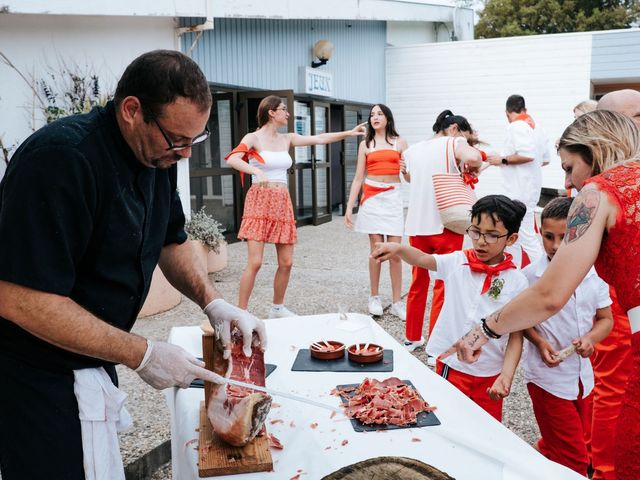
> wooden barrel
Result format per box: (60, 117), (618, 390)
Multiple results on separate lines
(321, 457), (455, 480)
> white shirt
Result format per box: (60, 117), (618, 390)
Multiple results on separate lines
(404, 136), (467, 236)
(522, 255), (611, 400)
(501, 120), (542, 208)
(426, 250), (529, 376)
(249, 150), (292, 184)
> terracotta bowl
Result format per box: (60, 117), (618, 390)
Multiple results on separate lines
(310, 340), (345, 360)
(347, 343), (384, 363)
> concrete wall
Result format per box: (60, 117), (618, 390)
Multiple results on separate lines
(386, 31), (595, 195)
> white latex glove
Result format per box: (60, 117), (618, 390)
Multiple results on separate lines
(135, 339), (225, 390)
(204, 298), (267, 359)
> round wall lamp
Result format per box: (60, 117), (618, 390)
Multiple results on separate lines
(311, 39), (334, 68)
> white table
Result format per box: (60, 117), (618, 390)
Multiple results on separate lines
(166, 314), (584, 480)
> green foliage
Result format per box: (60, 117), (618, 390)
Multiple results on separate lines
(40, 69), (112, 124)
(476, 0), (640, 38)
(185, 207), (226, 253)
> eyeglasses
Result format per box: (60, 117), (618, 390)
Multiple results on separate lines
(153, 118), (210, 152)
(466, 227), (509, 244)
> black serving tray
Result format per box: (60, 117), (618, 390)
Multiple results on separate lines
(336, 379), (440, 432)
(291, 349), (394, 372)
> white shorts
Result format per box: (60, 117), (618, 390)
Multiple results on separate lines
(354, 179), (404, 237)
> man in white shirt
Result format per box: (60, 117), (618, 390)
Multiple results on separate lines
(487, 95), (544, 261)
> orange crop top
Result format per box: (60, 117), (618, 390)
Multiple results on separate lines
(366, 140), (401, 176)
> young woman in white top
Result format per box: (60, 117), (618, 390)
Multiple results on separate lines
(401, 110), (482, 352)
(344, 104), (408, 319)
(226, 95), (365, 318)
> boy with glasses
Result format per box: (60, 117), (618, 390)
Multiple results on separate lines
(372, 194), (528, 421)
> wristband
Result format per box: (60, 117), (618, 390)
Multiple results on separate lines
(481, 318), (501, 339)
(134, 339), (154, 371)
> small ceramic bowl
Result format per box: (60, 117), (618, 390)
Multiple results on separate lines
(347, 343), (384, 363)
(310, 340), (345, 360)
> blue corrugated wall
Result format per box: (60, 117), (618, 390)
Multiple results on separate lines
(181, 17), (386, 104)
(591, 30), (640, 82)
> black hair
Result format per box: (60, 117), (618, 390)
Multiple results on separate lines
(470, 194), (527, 235)
(432, 110), (472, 134)
(114, 49), (212, 122)
(366, 104), (400, 148)
(541, 197), (574, 224)
(506, 95), (526, 114)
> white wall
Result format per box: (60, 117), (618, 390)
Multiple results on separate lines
(386, 32), (595, 196)
(0, 14), (176, 158)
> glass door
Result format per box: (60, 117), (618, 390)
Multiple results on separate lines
(189, 92), (240, 241)
(311, 101), (332, 225)
(342, 105), (364, 215)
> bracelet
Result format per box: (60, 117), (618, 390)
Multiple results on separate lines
(481, 318), (501, 339)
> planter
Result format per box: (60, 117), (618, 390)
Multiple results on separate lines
(191, 239), (228, 273)
(138, 266), (182, 318)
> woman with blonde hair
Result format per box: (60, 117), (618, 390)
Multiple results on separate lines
(573, 99), (597, 118)
(447, 110), (640, 480)
(226, 95), (364, 318)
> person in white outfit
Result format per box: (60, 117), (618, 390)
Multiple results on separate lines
(487, 95), (544, 262)
(345, 104), (408, 319)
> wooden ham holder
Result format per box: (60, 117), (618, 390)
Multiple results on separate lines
(198, 327), (273, 477)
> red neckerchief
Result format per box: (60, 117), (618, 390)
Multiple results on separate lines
(514, 113), (535, 129)
(224, 143), (265, 186)
(463, 249), (516, 294)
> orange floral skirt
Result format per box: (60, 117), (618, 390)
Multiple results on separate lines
(238, 185), (297, 244)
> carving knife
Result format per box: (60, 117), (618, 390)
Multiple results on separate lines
(218, 377), (344, 414)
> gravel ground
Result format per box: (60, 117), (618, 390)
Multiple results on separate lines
(119, 215), (540, 479)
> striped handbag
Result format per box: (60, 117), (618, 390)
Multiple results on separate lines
(431, 137), (476, 235)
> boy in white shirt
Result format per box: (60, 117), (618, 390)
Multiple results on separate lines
(373, 194), (529, 421)
(522, 197), (612, 476)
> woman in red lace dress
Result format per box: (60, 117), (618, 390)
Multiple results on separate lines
(446, 110), (640, 478)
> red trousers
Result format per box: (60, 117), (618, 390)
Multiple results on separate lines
(590, 287), (632, 480)
(436, 360), (502, 421)
(405, 230), (463, 341)
(527, 382), (593, 476)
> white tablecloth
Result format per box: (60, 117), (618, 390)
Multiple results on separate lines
(166, 313), (585, 480)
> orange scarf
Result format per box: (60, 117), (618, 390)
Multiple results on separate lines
(463, 249), (516, 294)
(224, 143), (265, 186)
(514, 113), (535, 130)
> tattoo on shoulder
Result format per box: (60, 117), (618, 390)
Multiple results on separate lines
(565, 189), (600, 243)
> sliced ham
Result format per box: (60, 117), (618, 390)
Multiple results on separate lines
(206, 329), (272, 447)
(332, 377), (436, 427)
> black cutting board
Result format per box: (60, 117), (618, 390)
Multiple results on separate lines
(336, 379), (440, 432)
(291, 349), (394, 372)
(189, 363), (277, 388)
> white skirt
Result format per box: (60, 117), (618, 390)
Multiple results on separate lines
(354, 179), (404, 236)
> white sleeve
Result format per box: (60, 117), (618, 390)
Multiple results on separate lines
(503, 122), (536, 158)
(432, 251), (462, 281)
(593, 275), (613, 309)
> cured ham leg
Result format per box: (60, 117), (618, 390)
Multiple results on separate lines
(206, 331), (272, 447)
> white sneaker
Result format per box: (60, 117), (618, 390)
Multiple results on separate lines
(268, 305), (297, 319)
(368, 296), (383, 316)
(389, 301), (406, 320)
(402, 336), (425, 352)
(427, 355), (437, 367)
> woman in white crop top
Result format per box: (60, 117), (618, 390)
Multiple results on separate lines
(226, 95), (365, 319)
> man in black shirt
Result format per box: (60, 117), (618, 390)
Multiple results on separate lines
(0, 50), (265, 479)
